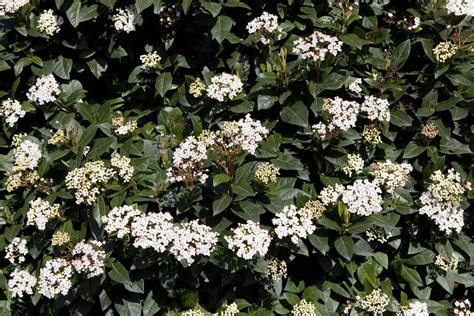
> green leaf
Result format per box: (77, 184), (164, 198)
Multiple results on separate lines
(400, 264), (423, 287)
(181, 0), (192, 13)
(309, 233), (329, 255)
(211, 15), (234, 44)
(143, 291), (161, 315)
(340, 33), (372, 49)
(403, 142), (426, 159)
(108, 261), (132, 284)
(439, 138), (471, 155)
(212, 194), (232, 215)
(66, 1), (99, 28)
(0, 60), (10, 72)
(86, 59), (107, 79)
(257, 95), (277, 110)
(155, 72), (173, 97)
(99, 0), (116, 8)
(135, 0), (154, 12)
(390, 111), (413, 127)
(53, 56), (73, 80)
(405, 250), (435, 266)
(334, 236), (354, 260)
(280, 102), (309, 127)
(232, 180), (254, 197)
(77, 126), (97, 147)
(200, 1), (222, 17)
(390, 39), (411, 70)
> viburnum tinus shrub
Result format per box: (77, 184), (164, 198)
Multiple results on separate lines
(0, 0), (473, 315)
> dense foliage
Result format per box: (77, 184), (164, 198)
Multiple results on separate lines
(0, 0), (473, 315)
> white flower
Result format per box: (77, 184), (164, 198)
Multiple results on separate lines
(371, 160), (413, 194)
(434, 254), (458, 271)
(342, 153), (364, 177)
(167, 135), (209, 184)
(5, 237), (28, 265)
(131, 212), (175, 253)
(12, 138), (42, 172)
(72, 240), (106, 278)
(359, 289), (390, 314)
(215, 114), (269, 155)
(433, 41), (458, 62)
(293, 31), (343, 62)
(315, 97), (361, 139)
(454, 299), (472, 316)
(407, 16), (421, 31)
(38, 258), (73, 298)
(402, 301), (429, 316)
(272, 205), (316, 244)
(221, 302), (239, 315)
(8, 269), (37, 298)
(206, 73), (243, 102)
(65, 161), (115, 205)
(170, 220), (218, 264)
(267, 258), (287, 281)
(26, 74), (60, 105)
(255, 162), (280, 185)
(445, 0), (474, 16)
(37, 9), (61, 36)
(342, 179), (383, 216)
(348, 78), (362, 94)
(27, 198), (60, 230)
(111, 6), (143, 33)
(225, 221), (271, 260)
(361, 96), (390, 122)
(189, 78), (207, 98)
(140, 51), (161, 68)
(102, 205), (141, 239)
(419, 169), (470, 234)
(292, 299), (316, 316)
(366, 226), (392, 243)
(111, 153), (134, 182)
(319, 184), (345, 206)
(246, 11), (278, 44)
(0, 0), (29, 15)
(0, 99), (25, 127)
(112, 116), (137, 135)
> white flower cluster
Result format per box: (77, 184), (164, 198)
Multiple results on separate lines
(312, 97), (360, 139)
(225, 221), (271, 260)
(51, 231), (70, 246)
(189, 78), (207, 98)
(170, 220), (219, 264)
(272, 205), (316, 244)
(366, 226), (392, 243)
(111, 153), (134, 182)
(131, 212), (175, 253)
(7, 269), (37, 298)
(293, 31), (343, 62)
(445, 0), (474, 16)
(0, 99), (26, 127)
(215, 114), (269, 155)
(0, 0), (29, 15)
(112, 116), (138, 135)
(26, 74), (60, 105)
(292, 299), (316, 316)
(37, 9), (61, 36)
(267, 258), (287, 281)
(111, 6), (143, 33)
(71, 240), (106, 278)
(402, 301), (429, 316)
(433, 41), (458, 63)
(5, 237), (28, 265)
(206, 73), (243, 102)
(221, 302), (239, 316)
(246, 11), (279, 44)
(434, 253), (458, 271)
(361, 96), (391, 122)
(348, 78), (363, 95)
(342, 179), (383, 216)
(419, 169), (471, 234)
(166, 136), (209, 184)
(319, 184), (345, 206)
(13, 138), (42, 172)
(140, 51), (161, 68)
(454, 299), (472, 316)
(102, 205), (141, 239)
(254, 162), (280, 185)
(38, 258), (73, 298)
(65, 160), (115, 205)
(371, 160), (413, 194)
(342, 153), (364, 177)
(358, 289), (390, 314)
(27, 198), (60, 230)
(407, 16), (421, 31)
